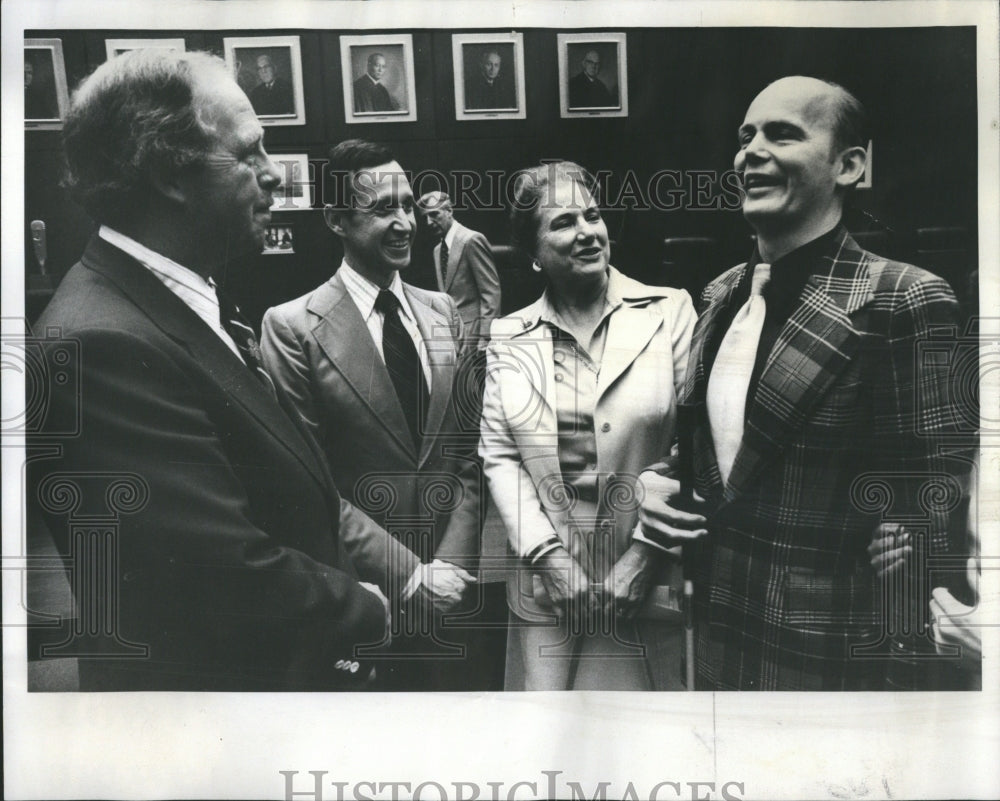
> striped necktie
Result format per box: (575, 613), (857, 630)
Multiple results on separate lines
(374, 289), (428, 451)
(217, 293), (277, 397)
(439, 240), (450, 288)
(706, 262), (770, 485)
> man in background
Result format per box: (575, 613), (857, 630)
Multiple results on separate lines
(466, 49), (515, 110)
(248, 53), (294, 116)
(418, 190), (501, 352)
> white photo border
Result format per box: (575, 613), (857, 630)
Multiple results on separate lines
(452, 32), (526, 121)
(223, 34), (306, 127)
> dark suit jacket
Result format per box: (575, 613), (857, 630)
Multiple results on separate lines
(353, 75), (395, 113)
(683, 227), (961, 690)
(433, 221), (501, 349)
(568, 72), (616, 108)
(28, 236), (410, 691)
(248, 76), (294, 116)
(465, 75), (516, 110)
(260, 272), (482, 572)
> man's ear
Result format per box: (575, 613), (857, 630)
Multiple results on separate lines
(323, 204), (346, 236)
(835, 144), (868, 189)
(149, 164), (192, 207)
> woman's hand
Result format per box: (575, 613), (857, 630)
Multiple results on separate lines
(602, 541), (660, 622)
(535, 545), (598, 620)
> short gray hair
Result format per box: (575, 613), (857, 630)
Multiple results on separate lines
(62, 49), (230, 225)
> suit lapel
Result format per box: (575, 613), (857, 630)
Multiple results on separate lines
(597, 303), (663, 401)
(405, 286), (456, 466)
(445, 225), (467, 292)
(724, 235), (873, 501)
(82, 238), (329, 490)
(308, 273), (417, 458)
(433, 242), (445, 292)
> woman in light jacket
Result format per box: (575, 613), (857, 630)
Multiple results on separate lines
(480, 161), (696, 689)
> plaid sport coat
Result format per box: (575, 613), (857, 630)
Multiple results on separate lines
(684, 227), (961, 690)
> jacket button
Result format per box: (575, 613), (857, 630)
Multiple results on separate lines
(601, 422), (611, 432)
(335, 659), (345, 669)
(350, 662), (359, 673)
(554, 373), (564, 382)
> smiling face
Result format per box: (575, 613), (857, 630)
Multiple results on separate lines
(533, 175), (610, 290)
(481, 52), (501, 81)
(330, 160), (415, 285)
(367, 54), (386, 81)
(179, 73), (282, 265)
(735, 77), (856, 239)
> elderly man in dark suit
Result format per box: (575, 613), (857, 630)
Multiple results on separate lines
(353, 53), (397, 113)
(567, 50), (616, 109)
(466, 49), (516, 111)
(418, 191), (501, 351)
(248, 54), (294, 116)
(637, 76), (963, 690)
(260, 140), (487, 690)
(28, 50), (414, 691)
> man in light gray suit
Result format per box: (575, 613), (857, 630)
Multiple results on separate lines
(418, 191), (501, 351)
(260, 140), (487, 691)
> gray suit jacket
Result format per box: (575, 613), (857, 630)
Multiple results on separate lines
(260, 271), (482, 573)
(433, 221), (501, 349)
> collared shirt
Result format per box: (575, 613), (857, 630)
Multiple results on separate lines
(98, 225), (243, 361)
(706, 224), (842, 407)
(337, 259), (433, 391)
(442, 222), (458, 252)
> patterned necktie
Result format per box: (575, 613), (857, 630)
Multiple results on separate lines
(439, 240), (450, 287)
(374, 289), (428, 450)
(706, 262), (770, 485)
(218, 292), (277, 397)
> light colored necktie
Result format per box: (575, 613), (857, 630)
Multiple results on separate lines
(706, 262), (771, 485)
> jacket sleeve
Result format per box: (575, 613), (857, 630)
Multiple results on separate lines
(479, 329), (560, 559)
(33, 326), (387, 686)
(260, 303), (422, 591)
(467, 233), (502, 348)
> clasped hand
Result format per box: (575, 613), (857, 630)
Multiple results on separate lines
(636, 470), (709, 546)
(535, 542), (660, 622)
(418, 559), (477, 612)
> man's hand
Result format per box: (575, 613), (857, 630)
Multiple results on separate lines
(420, 559), (477, 613)
(534, 545), (598, 620)
(867, 523), (912, 578)
(637, 470), (709, 547)
(602, 541), (660, 622)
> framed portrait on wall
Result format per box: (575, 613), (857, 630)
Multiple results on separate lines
(452, 32), (526, 120)
(263, 224), (296, 254)
(269, 153), (314, 211)
(223, 35), (305, 126)
(24, 38), (69, 129)
(105, 38), (186, 60)
(341, 34), (417, 123)
(557, 32), (628, 118)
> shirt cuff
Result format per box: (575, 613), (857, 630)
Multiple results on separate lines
(402, 564), (425, 601)
(632, 523), (683, 557)
(525, 536), (564, 567)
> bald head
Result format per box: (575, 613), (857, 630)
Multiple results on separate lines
(756, 76), (868, 153)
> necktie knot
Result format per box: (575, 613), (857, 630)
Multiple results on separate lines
(374, 289), (401, 316)
(751, 262), (771, 296)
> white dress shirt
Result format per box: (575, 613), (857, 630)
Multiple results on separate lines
(337, 259), (433, 392)
(98, 226), (243, 362)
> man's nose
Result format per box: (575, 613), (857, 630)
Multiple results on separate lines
(258, 151), (283, 190)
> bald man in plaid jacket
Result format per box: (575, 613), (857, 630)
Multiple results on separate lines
(637, 77), (964, 690)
